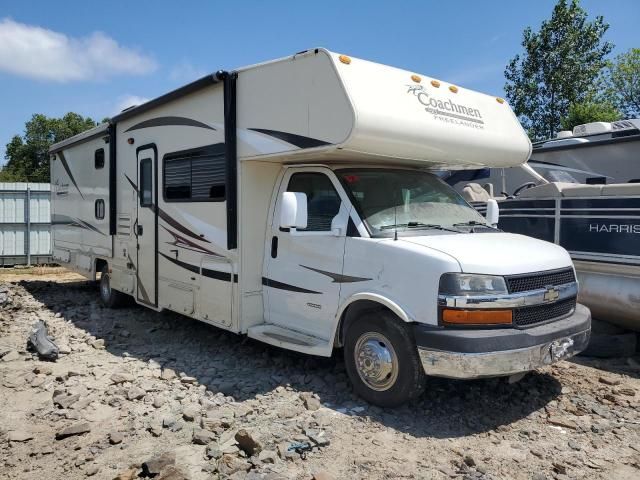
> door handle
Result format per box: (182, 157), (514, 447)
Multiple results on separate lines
(136, 225), (144, 236)
(271, 236), (278, 258)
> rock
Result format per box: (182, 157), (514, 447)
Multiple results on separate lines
(7, 431), (34, 442)
(85, 465), (99, 477)
(258, 449), (277, 464)
(33, 364), (53, 375)
(531, 473), (547, 480)
(127, 386), (146, 401)
(312, 471), (336, 480)
(110, 372), (135, 384)
(162, 416), (177, 429)
(148, 425), (163, 437)
(303, 397), (321, 411)
(109, 431), (124, 445)
(58, 344), (71, 355)
(235, 429), (262, 456)
(206, 444), (223, 460)
(306, 429), (330, 447)
(161, 368), (177, 380)
(180, 376), (197, 384)
(277, 442), (298, 461)
(92, 339), (105, 349)
(217, 454), (251, 476)
(547, 415), (577, 430)
(599, 376), (622, 386)
(553, 462), (567, 475)
(113, 468), (138, 480)
(182, 405), (198, 422)
(463, 454), (476, 467)
(2, 350), (21, 362)
(617, 387), (636, 397)
(55, 422), (91, 440)
(54, 393), (80, 409)
(157, 466), (187, 480)
(192, 428), (216, 445)
(142, 452), (176, 477)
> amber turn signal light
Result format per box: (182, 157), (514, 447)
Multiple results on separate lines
(442, 309), (513, 325)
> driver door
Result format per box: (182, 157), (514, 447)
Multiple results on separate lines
(264, 168), (351, 339)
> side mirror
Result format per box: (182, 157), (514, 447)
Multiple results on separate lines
(485, 198), (500, 226)
(279, 192), (308, 230)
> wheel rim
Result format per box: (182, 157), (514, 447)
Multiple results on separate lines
(100, 274), (110, 301)
(353, 332), (399, 391)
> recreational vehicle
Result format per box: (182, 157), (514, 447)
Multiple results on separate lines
(454, 120), (640, 331)
(50, 49), (590, 406)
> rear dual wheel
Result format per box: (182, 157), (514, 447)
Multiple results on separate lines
(344, 311), (426, 407)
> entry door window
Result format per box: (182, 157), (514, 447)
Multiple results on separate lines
(140, 158), (153, 207)
(287, 173), (341, 231)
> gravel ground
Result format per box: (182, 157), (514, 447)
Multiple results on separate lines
(1, 271), (639, 480)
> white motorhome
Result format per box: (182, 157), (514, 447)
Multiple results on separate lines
(50, 49), (590, 406)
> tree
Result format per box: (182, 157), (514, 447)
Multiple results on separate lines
(504, 0), (613, 140)
(560, 101), (621, 131)
(602, 48), (640, 118)
(0, 113), (97, 182)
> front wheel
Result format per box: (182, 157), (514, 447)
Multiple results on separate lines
(344, 311), (426, 407)
(99, 265), (129, 308)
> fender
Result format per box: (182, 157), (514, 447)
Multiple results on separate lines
(329, 292), (415, 348)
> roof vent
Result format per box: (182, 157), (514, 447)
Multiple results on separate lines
(556, 130), (573, 139)
(572, 122), (612, 137)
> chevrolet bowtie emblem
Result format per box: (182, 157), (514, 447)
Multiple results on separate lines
(543, 287), (560, 302)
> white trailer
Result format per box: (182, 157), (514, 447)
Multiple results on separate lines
(50, 49), (590, 406)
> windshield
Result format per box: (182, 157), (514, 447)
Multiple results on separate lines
(336, 168), (487, 236)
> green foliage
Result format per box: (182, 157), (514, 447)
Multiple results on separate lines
(560, 101), (621, 130)
(505, 0), (613, 140)
(601, 48), (640, 118)
(0, 113), (97, 182)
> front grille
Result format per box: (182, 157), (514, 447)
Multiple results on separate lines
(513, 298), (576, 328)
(506, 268), (575, 293)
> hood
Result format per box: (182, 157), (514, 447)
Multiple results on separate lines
(400, 232), (572, 275)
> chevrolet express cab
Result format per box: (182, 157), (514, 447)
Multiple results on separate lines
(50, 48), (591, 406)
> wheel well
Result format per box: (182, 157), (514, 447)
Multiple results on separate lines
(94, 258), (108, 281)
(334, 300), (395, 348)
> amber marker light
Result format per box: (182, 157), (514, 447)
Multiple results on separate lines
(411, 74), (422, 83)
(449, 85), (459, 93)
(339, 55), (351, 65)
(496, 97), (505, 104)
(431, 80), (441, 88)
(442, 309), (513, 325)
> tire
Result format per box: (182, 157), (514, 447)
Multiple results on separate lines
(344, 310), (426, 407)
(99, 265), (129, 308)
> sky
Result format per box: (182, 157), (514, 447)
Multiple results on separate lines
(0, 0), (638, 165)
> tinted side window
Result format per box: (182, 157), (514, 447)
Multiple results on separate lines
(95, 149), (105, 169)
(287, 173), (341, 231)
(163, 144), (225, 202)
(140, 158), (153, 207)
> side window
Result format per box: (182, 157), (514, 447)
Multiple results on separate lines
(140, 158), (153, 207)
(94, 199), (105, 219)
(287, 173), (341, 231)
(94, 149), (105, 169)
(163, 144), (226, 202)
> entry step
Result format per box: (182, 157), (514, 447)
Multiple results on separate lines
(247, 324), (331, 356)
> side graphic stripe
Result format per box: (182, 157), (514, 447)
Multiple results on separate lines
(51, 214), (105, 235)
(124, 174), (211, 243)
(161, 225), (223, 256)
(136, 275), (151, 303)
(248, 128), (331, 149)
(262, 277), (322, 294)
(125, 116), (216, 132)
(300, 265), (371, 283)
(159, 252), (237, 282)
(57, 151), (84, 199)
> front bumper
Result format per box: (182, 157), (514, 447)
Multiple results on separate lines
(415, 303), (591, 379)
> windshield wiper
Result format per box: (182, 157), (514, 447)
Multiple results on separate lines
(453, 220), (498, 229)
(380, 221), (461, 233)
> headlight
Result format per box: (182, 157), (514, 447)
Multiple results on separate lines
(439, 273), (508, 296)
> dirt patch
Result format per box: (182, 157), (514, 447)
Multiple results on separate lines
(1, 271), (639, 479)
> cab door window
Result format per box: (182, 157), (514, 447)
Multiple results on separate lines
(287, 173), (341, 231)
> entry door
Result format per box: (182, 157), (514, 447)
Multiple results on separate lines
(136, 148), (157, 305)
(265, 168), (350, 339)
